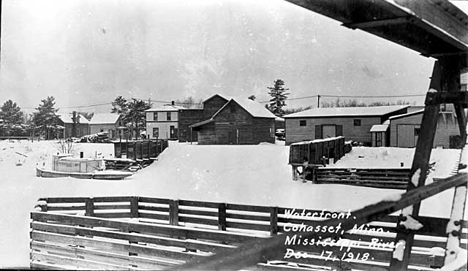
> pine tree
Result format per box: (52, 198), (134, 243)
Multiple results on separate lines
(0, 100), (25, 136)
(111, 96), (151, 139)
(127, 99), (151, 139)
(267, 79), (290, 116)
(32, 96), (60, 140)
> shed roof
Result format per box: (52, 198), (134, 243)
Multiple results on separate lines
(59, 114), (90, 124)
(284, 105), (409, 118)
(388, 109), (424, 121)
(90, 113), (120, 124)
(370, 124), (389, 132)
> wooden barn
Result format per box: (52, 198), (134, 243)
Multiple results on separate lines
(283, 105), (409, 146)
(387, 105), (464, 148)
(178, 94), (229, 143)
(190, 98), (276, 145)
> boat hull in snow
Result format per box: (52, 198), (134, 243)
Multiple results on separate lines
(36, 167), (132, 180)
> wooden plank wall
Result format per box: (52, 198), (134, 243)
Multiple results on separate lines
(31, 196), (468, 270)
(114, 139), (168, 160)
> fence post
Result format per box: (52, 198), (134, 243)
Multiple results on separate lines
(218, 203), (227, 231)
(270, 206), (278, 236)
(85, 198), (94, 216)
(130, 197), (139, 219)
(34, 199), (48, 212)
(169, 200), (179, 226)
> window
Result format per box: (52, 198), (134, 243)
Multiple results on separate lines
(153, 127), (159, 138)
(300, 120), (307, 126)
(353, 119), (361, 126)
(167, 112), (171, 121)
(153, 112), (158, 121)
(414, 127), (421, 136)
(231, 104), (236, 113)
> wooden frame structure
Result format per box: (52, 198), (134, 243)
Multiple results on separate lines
(30, 193), (467, 270)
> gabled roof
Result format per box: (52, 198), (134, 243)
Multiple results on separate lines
(224, 98), (277, 119)
(189, 98), (276, 128)
(203, 94), (229, 103)
(145, 105), (186, 112)
(59, 114), (90, 124)
(90, 113), (120, 124)
(284, 105), (409, 118)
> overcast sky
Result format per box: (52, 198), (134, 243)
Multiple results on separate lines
(0, 0), (466, 115)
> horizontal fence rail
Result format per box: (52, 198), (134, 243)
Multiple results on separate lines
(31, 173), (467, 270)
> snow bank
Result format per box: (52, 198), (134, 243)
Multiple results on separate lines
(0, 140), (465, 268)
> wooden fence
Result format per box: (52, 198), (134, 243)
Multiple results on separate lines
(114, 139), (168, 161)
(289, 136), (346, 166)
(314, 168), (411, 189)
(31, 192), (467, 270)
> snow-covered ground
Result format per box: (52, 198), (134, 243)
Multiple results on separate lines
(0, 139), (465, 268)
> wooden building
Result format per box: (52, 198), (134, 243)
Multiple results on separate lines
(58, 113), (90, 139)
(387, 105), (463, 148)
(284, 105), (409, 145)
(145, 103), (185, 140)
(178, 94), (229, 142)
(190, 98), (276, 145)
(89, 113), (122, 139)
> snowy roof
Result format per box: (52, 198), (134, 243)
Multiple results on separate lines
(190, 98), (276, 128)
(370, 124), (389, 132)
(389, 109), (424, 120)
(145, 105), (186, 112)
(283, 105), (409, 118)
(90, 113), (120, 124)
(59, 114), (90, 124)
(203, 94), (229, 103)
(220, 98), (277, 119)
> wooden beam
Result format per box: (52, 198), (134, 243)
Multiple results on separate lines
(425, 92), (468, 107)
(284, 0), (468, 59)
(172, 172), (467, 270)
(343, 16), (411, 29)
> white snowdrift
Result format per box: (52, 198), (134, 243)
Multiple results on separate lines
(0, 140), (465, 268)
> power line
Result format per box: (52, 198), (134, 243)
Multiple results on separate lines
(259, 93), (425, 103)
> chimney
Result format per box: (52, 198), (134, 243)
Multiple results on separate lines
(171, 101), (175, 106)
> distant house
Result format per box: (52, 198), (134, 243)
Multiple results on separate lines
(58, 113), (90, 138)
(190, 98), (276, 145)
(178, 94), (229, 142)
(386, 104), (463, 148)
(89, 113), (122, 139)
(145, 103), (185, 140)
(283, 105), (409, 145)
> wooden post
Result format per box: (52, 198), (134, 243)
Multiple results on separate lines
(130, 197), (139, 219)
(133, 142), (137, 160)
(292, 166), (298, 181)
(85, 198), (94, 217)
(270, 206), (278, 236)
(218, 203), (227, 231)
(390, 57), (464, 270)
(169, 200), (179, 226)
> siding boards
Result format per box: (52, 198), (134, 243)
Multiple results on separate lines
(286, 116), (380, 145)
(390, 112), (460, 148)
(197, 102), (274, 145)
(178, 109), (203, 142)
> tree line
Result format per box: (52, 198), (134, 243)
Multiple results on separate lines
(0, 80), (411, 139)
